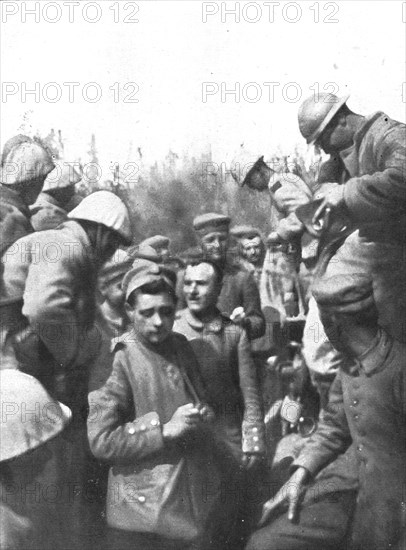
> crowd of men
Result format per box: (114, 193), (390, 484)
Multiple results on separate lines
(0, 93), (405, 550)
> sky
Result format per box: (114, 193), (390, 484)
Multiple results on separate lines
(1, 0), (405, 172)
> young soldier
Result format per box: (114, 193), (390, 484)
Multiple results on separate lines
(87, 259), (219, 550)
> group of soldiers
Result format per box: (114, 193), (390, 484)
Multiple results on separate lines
(0, 92), (405, 550)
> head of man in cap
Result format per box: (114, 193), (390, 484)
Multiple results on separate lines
(193, 212), (231, 266)
(138, 235), (171, 262)
(231, 225), (264, 268)
(312, 273), (378, 357)
(0, 135), (54, 205)
(98, 249), (133, 333)
(123, 259), (178, 345)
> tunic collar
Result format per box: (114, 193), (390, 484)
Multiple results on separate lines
(339, 112), (385, 177)
(183, 308), (224, 333)
(355, 328), (392, 375)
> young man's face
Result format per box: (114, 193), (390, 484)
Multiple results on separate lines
(200, 231), (229, 263)
(128, 292), (176, 345)
(241, 238), (262, 265)
(183, 262), (221, 316)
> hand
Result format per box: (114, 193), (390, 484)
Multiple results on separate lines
(312, 185), (345, 228)
(258, 467), (309, 527)
(241, 453), (263, 470)
(162, 403), (201, 441)
(230, 307), (246, 325)
(197, 403), (216, 423)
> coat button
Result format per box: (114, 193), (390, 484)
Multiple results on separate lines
(354, 414), (359, 421)
(128, 426), (136, 435)
(353, 399), (358, 406)
(151, 419), (159, 427)
(254, 446), (260, 452)
(138, 495), (146, 503)
(253, 436), (259, 442)
(357, 445), (363, 452)
(139, 425), (146, 432)
(252, 427), (258, 433)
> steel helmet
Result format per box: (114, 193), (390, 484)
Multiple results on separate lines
(0, 135), (55, 185)
(298, 93), (350, 145)
(42, 160), (82, 192)
(68, 190), (132, 243)
(0, 370), (71, 462)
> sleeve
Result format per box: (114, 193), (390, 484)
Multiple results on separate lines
(22, 245), (96, 368)
(242, 270), (266, 339)
(87, 350), (164, 463)
(237, 328), (266, 454)
(292, 370), (352, 476)
(343, 125), (406, 222)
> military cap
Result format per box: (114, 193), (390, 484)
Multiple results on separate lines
(230, 225), (261, 240)
(139, 235), (170, 250)
(42, 161), (82, 192)
(99, 249), (132, 288)
(128, 243), (162, 263)
(193, 213), (231, 236)
(0, 370), (71, 462)
(312, 274), (374, 314)
(0, 135), (55, 186)
(123, 259), (177, 301)
(180, 246), (205, 265)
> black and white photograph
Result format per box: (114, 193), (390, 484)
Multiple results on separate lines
(0, 1), (405, 548)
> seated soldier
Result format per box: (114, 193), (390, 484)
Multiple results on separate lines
(174, 254), (265, 549)
(0, 370), (71, 550)
(247, 274), (406, 550)
(87, 259), (219, 550)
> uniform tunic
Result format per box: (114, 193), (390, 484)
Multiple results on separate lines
(293, 330), (406, 550)
(174, 309), (265, 464)
(87, 331), (219, 544)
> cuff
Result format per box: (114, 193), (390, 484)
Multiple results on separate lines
(242, 420), (266, 454)
(125, 411), (164, 456)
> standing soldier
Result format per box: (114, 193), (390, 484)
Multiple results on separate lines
(230, 225), (265, 286)
(0, 135), (54, 279)
(182, 213), (265, 340)
(1, 190), (132, 549)
(297, 93), (406, 342)
(30, 161), (82, 231)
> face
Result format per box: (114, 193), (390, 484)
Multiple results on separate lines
(127, 292), (175, 345)
(200, 231), (229, 262)
(315, 113), (351, 154)
(103, 276), (125, 308)
(19, 175), (47, 205)
(183, 263), (220, 315)
(241, 238), (262, 265)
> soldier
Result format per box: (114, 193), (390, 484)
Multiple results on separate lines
(297, 93), (406, 342)
(178, 213), (265, 340)
(1, 190), (132, 548)
(174, 255), (265, 549)
(139, 234), (171, 261)
(0, 135), (55, 255)
(30, 161), (82, 231)
(249, 274), (406, 550)
(97, 248), (133, 340)
(230, 225), (265, 286)
(88, 259), (219, 550)
(0, 370), (71, 549)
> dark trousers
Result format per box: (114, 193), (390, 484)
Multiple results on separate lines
(245, 490), (356, 550)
